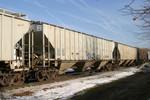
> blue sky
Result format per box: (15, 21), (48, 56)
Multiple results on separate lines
(0, 0), (147, 48)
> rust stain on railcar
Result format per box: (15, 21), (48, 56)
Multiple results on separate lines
(17, 24), (24, 26)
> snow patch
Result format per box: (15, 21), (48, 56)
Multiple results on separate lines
(4, 67), (139, 100)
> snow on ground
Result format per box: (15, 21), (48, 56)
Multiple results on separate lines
(2, 67), (140, 100)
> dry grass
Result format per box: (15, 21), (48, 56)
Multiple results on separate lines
(70, 72), (150, 100)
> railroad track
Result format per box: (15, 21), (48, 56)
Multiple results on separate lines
(0, 71), (96, 91)
(0, 67), (130, 92)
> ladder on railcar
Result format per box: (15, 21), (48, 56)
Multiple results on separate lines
(23, 28), (51, 69)
(22, 28), (32, 69)
(42, 32), (51, 68)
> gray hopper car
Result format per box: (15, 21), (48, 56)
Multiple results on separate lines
(0, 9), (147, 86)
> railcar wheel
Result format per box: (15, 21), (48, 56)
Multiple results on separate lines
(1, 75), (14, 86)
(4, 78), (11, 86)
(4, 78), (12, 86)
(45, 70), (51, 80)
(36, 71), (44, 82)
(0, 76), (6, 86)
(13, 74), (25, 86)
(45, 69), (58, 80)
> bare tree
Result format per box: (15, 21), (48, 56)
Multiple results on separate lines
(121, 0), (150, 47)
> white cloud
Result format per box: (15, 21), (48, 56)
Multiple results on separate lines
(68, 0), (85, 10)
(23, 0), (67, 27)
(77, 0), (130, 42)
(65, 24), (98, 34)
(34, 0), (47, 8)
(61, 11), (108, 30)
(44, 10), (67, 27)
(60, 0), (126, 42)
(56, 0), (66, 3)
(23, 0), (46, 8)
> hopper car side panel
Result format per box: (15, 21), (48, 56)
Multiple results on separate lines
(78, 33), (83, 60)
(0, 14), (30, 61)
(42, 23), (115, 61)
(1, 15), (11, 60)
(82, 34), (87, 60)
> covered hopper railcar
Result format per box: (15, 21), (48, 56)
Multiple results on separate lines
(148, 50), (150, 61)
(117, 43), (137, 67)
(0, 9), (148, 86)
(137, 48), (149, 64)
(0, 9), (31, 86)
(31, 22), (117, 75)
